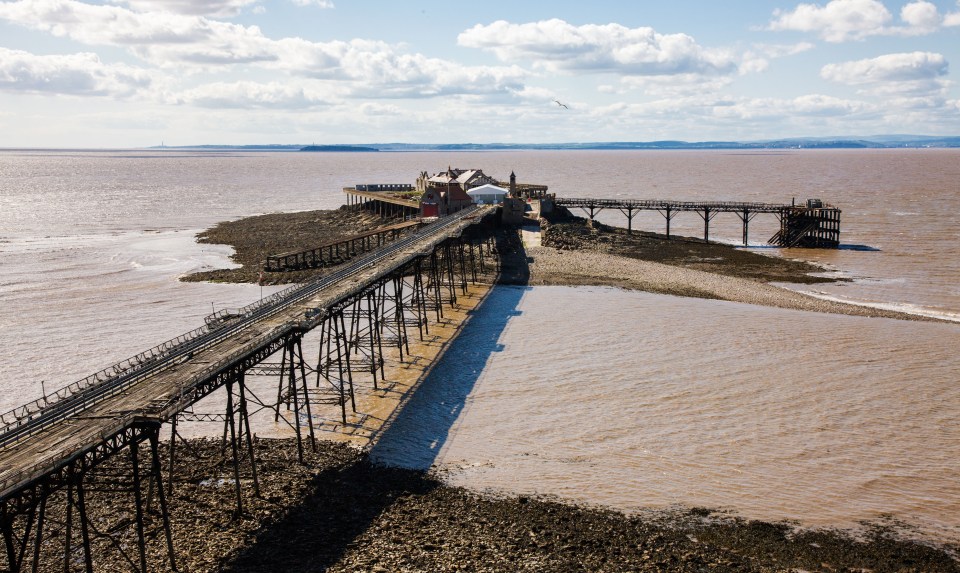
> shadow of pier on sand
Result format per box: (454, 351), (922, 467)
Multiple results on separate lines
(223, 228), (532, 572)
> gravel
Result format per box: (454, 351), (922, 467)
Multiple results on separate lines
(24, 438), (955, 572)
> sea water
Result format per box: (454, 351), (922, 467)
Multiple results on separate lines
(1, 148), (958, 544)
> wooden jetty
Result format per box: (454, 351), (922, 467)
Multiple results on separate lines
(554, 197), (841, 247)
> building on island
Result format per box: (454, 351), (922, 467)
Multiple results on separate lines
(466, 183), (509, 205)
(415, 169), (476, 218)
(343, 167), (551, 223)
(424, 167), (500, 191)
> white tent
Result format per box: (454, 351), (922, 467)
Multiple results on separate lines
(467, 184), (509, 205)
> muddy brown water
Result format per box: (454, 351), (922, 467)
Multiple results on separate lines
(2, 148), (958, 547)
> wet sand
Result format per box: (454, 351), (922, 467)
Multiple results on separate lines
(525, 245), (936, 321)
(306, 285), (494, 449)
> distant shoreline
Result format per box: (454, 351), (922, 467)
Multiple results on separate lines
(143, 137), (960, 151)
(4, 143), (960, 153)
(300, 145), (378, 152)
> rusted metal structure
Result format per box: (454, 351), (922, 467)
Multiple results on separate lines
(264, 220), (422, 273)
(770, 200), (841, 248)
(555, 197), (841, 247)
(343, 186), (420, 220)
(0, 206), (497, 573)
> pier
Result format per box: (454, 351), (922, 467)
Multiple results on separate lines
(0, 206), (497, 573)
(263, 219), (422, 272)
(0, 173), (848, 571)
(343, 186), (420, 219)
(554, 197), (841, 247)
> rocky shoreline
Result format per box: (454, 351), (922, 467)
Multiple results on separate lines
(158, 207), (960, 571)
(182, 207), (406, 285)
(539, 207), (834, 285)
(185, 205), (937, 322)
(46, 438), (959, 573)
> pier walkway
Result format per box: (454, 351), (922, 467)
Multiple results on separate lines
(264, 219), (422, 272)
(0, 206), (495, 573)
(555, 197), (840, 247)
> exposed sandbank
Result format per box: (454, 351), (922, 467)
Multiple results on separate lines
(522, 209), (941, 322)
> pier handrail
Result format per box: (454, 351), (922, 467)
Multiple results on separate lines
(0, 206), (486, 451)
(0, 323), (215, 434)
(555, 197), (790, 213)
(0, 205), (487, 497)
(267, 219), (420, 260)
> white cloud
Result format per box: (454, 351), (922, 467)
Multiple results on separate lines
(821, 52), (951, 108)
(290, 0), (333, 7)
(768, 0), (950, 41)
(621, 74), (733, 97)
(588, 94), (869, 121)
(821, 51), (947, 87)
(0, 47), (152, 96)
(768, 0), (893, 41)
(110, 0), (331, 17)
(789, 93), (867, 115)
(756, 42), (817, 58)
(710, 94), (869, 120)
(0, 0), (527, 100)
(176, 80), (327, 108)
(110, 0), (260, 17)
(0, 0), (278, 65)
(458, 19), (739, 76)
(900, 0), (941, 32)
(945, 1), (960, 25)
(268, 38), (527, 97)
(740, 42), (815, 74)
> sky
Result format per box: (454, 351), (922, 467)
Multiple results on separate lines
(1, 0), (959, 147)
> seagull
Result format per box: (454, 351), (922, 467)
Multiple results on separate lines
(554, 99), (569, 109)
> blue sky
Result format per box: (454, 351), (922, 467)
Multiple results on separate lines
(1, 0), (958, 147)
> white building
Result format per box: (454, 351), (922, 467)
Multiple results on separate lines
(466, 184), (509, 205)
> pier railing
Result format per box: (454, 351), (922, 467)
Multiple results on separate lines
(0, 323), (214, 439)
(0, 206), (487, 455)
(553, 197), (839, 247)
(556, 198), (788, 213)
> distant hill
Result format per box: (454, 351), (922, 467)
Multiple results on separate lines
(148, 136), (960, 152)
(368, 136), (960, 150)
(300, 145), (378, 152)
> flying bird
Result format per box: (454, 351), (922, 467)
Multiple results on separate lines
(554, 100), (569, 109)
